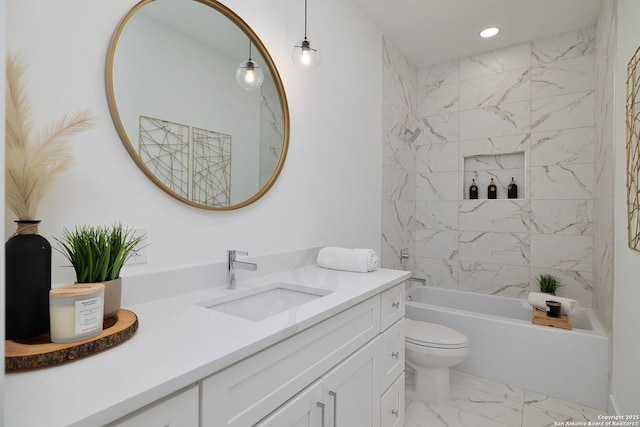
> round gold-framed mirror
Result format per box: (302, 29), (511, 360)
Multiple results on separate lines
(106, 0), (289, 210)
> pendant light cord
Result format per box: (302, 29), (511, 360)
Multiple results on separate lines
(304, 0), (308, 39)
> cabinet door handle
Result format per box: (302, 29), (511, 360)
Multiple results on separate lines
(391, 351), (399, 359)
(392, 301), (400, 309)
(391, 408), (400, 417)
(329, 391), (338, 426)
(316, 402), (325, 427)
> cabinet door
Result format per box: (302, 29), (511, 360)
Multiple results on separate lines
(255, 381), (324, 427)
(380, 318), (405, 393)
(107, 385), (198, 427)
(322, 337), (381, 427)
(380, 373), (405, 427)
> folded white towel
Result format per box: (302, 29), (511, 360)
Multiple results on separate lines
(527, 292), (579, 316)
(317, 247), (379, 273)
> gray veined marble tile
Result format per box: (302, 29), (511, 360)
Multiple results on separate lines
(459, 199), (530, 233)
(450, 370), (525, 403)
(459, 134), (530, 157)
(413, 257), (458, 289)
(382, 199), (415, 233)
(417, 82), (459, 116)
(405, 398), (513, 427)
(383, 38), (416, 110)
(530, 127), (595, 166)
(382, 230), (414, 268)
(524, 390), (604, 422)
(382, 163), (415, 201)
(415, 201), (458, 231)
(458, 261), (530, 297)
(531, 91), (595, 133)
(530, 164), (593, 200)
(419, 112), (459, 145)
(531, 26), (596, 65)
(460, 42), (531, 80)
(529, 234), (593, 271)
(459, 101), (530, 141)
(415, 143), (458, 173)
(417, 58), (459, 89)
(458, 231), (529, 266)
(447, 383), (525, 426)
(530, 199), (593, 235)
(521, 404), (575, 427)
(415, 229), (458, 260)
(460, 68), (530, 110)
(416, 171), (459, 201)
(531, 54), (595, 99)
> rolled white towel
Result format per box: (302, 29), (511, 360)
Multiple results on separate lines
(527, 292), (579, 316)
(317, 247), (379, 273)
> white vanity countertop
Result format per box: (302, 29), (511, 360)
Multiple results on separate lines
(5, 265), (410, 427)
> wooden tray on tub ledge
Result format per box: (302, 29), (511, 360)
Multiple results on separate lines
(5, 309), (138, 371)
(531, 307), (572, 330)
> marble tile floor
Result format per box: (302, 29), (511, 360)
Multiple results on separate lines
(405, 369), (606, 427)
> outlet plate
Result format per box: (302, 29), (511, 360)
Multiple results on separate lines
(128, 228), (148, 265)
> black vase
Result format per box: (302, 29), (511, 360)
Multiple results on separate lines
(6, 220), (52, 340)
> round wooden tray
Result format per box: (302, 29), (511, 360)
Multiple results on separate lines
(5, 309), (138, 371)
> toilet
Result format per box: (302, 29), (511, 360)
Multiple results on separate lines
(405, 319), (469, 404)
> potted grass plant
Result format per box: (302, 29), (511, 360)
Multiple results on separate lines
(535, 273), (563, 295)
(56, 223), (146, 318)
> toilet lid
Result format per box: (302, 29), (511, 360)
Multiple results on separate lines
(405, 319), (469, 349)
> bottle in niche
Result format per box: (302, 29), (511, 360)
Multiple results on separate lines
(508, 177), (518, 199)
(469, 179), (478, 199)
(488, 178), (497, 199)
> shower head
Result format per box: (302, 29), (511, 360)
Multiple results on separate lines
(402, 126), (423, 142)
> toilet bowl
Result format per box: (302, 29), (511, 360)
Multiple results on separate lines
(405, 318), (469, 404)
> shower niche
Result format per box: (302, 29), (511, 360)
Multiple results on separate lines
(463, 152), (525, 200)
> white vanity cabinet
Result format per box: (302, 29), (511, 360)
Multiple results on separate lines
(201, 282), (406, 427)
(107, 385), (199, 427)
(257, 338), (380, 427)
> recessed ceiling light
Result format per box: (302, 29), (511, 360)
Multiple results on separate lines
(480, 27), (500, 38)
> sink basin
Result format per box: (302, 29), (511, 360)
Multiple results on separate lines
(202, 282), (333, 321)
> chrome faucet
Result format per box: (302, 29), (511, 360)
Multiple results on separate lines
(227, 250), (257, 289)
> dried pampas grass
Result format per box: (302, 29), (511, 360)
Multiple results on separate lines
(5, 53), (95, 221)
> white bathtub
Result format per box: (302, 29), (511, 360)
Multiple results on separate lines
(405, 286), (609, 410)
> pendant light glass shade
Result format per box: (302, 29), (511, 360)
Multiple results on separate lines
(292, 38), (320, 69)
(292, 0), (320, 69)
(236, 42), (264, 90)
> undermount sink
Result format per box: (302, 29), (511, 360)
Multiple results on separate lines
(202, 282), (333, 321)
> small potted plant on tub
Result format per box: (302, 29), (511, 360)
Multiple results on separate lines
(56, 223), (146, 318)
(535, 273), (563, 295)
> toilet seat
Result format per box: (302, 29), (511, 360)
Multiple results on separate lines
(405, 319), (468, 349)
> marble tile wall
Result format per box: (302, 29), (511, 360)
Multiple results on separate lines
(592, 0), (615, 332)
(385, 27), (600, 306)
(382, 37), (417, 272)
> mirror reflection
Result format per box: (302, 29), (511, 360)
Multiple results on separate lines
(106, 0), (289, 210)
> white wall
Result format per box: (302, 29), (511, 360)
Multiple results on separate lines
(612, 0), (640, 414)
(4, 0), (383, 288)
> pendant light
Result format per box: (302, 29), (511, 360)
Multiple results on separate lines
(236, 41), (264, 91)
(292, 0), (320, 69)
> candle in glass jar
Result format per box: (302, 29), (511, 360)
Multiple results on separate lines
(49, 283), (105, 343)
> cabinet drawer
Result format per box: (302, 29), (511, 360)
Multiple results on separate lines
(380, 318), (404, 393)
(107, 385), (198, 427)
(380, 373), (405, 427)
(380, 284), (405, 331)
(201, 296), (380, 427)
